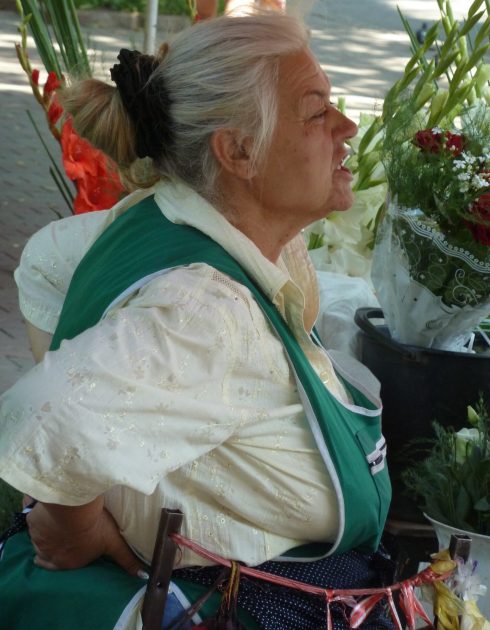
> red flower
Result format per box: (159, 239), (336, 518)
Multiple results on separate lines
(48, 98), (63, 125)
(73, 172), (124, 214)
(60, 118), (125, 214)
(43, 71), (61, 98)
(414, 129), (443, 153)
(61, 119), (100, 180)
(444, 131), (464, 156)
(31, 69), (40, 85)
(466, 193), (490, 246)
(414, 128), (464, 156)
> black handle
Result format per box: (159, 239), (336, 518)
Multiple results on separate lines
(354, 307), (421, 362)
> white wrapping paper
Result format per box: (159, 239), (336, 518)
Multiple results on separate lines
(371, 198), (490, 351)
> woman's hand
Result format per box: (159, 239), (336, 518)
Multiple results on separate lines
(26, 497), (144, 576)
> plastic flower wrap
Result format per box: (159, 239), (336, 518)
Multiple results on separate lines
(372, 101), (490, 350)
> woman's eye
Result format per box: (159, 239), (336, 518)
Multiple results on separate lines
(311, 108), (327, 121)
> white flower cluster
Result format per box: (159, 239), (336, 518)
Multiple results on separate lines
(452, 151), (490, 194)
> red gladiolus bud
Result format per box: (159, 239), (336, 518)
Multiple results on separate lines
(48, 99), (63, 125)
(43, 71), (61, 98)
(31, 69), (40, 85)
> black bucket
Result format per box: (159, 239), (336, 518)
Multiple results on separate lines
(354, 307), (490, 523)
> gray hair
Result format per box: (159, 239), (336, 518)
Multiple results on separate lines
(152, 13), (309, 198)
(60, 14), (309, 198)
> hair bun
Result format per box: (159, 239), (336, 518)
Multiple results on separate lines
(110, 48), (172, 160)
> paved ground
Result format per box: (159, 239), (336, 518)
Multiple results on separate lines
(0, 0), (475, 394)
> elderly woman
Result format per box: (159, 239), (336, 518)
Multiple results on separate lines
(0, 13), (392, 630)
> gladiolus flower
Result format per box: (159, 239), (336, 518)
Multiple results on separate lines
(48, 99), (63, 125)
(73, 172), (124, 214)
(31, 69), (40, 85)
(60, 118), (125, 213)
(61, 119), (100, 180)
(43, 71), (61, 98)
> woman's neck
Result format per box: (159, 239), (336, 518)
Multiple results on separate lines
(216, 180), (301, 264)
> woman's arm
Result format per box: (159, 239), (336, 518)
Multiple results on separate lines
(27, 496), (144, 574)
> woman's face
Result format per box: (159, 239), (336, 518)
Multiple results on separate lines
(253, 48), (358, 228)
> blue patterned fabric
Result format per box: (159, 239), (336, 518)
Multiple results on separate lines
(174, 548), (396, 629)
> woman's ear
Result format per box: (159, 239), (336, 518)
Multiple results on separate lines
(210, 129), (255, 179)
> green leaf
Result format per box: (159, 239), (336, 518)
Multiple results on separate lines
(474, 16), (490, 49)
(357, 118), (383, 155)
(20, 0), (63, 77)
(474, 496), (490, 511)
(26, 110), (74, 207)
(468, 0), (485, 18)
(459, 10), (485, 37)
(463, 43), (490, 74)
(432, 51), (459, 78)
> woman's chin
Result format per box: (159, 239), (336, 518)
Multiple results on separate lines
(326, 195), (355, 214)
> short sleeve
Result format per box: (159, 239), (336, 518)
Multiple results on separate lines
(0, 266), (245, 505)
(14, 188), (154, 333)
(14, 211), (115, 333)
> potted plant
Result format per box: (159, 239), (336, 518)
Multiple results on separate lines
(402, 397), (490, 618)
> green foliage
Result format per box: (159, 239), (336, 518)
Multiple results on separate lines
(19, 0), (91, 77)
(74, 0), (193, 16)
(402, 396), (490, 535)
(0, 481), (22, 534)
(349, 0), (490, 241)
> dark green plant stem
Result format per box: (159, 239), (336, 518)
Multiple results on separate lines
(26, 109), (74, 210)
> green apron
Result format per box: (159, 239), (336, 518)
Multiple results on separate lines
(0, 195), (391, 628)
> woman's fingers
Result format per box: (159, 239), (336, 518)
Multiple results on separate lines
(32, 554), (60, 571)
(26, 500), (146, 577)
(99, 508), (146, 577)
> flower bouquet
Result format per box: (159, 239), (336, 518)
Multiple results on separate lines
(306, 0), (490, 290)
(371, 102), (490, 351)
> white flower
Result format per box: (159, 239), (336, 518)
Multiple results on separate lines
(454, 428), (480, 464)
(461, 152), (477, 165)
(454, 558), (488, 601)
(472, 174), (489, 189)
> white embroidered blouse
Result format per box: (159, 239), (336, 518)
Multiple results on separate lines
(0, 181), (380, 566)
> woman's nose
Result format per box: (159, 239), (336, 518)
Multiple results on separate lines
(335, 110), (358, 140)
